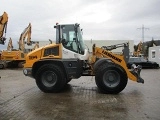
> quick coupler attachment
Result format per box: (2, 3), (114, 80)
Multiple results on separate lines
(131, 64), (144, 84)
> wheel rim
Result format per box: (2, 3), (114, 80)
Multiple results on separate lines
(103, 70), (120, 88)
(41, 71), (57, 87)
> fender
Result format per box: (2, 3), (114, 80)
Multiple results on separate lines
(93, 58), (112, 72)
(32, 58), (83, 80)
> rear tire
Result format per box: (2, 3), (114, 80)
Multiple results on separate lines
(95, 63), (128, 94)
(35, 64), (66, 93)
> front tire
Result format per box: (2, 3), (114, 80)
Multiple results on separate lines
(35, 64), (66, 93)
(95, 63), (128, 94)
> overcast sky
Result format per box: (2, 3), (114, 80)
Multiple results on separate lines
(1, 0), (160, 49)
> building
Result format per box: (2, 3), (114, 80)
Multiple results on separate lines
(142, 40), (160, 57)
(148, 46), (160, 65)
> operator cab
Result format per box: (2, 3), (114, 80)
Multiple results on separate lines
(54, 23), (89, 60)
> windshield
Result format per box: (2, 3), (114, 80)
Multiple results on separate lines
(60, 24), (85, 55)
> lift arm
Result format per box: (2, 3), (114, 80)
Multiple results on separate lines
(101, 42), (129, 51)
(0, 12), (8, 45)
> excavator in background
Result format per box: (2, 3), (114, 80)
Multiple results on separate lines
(0, 50), (7, 69)
(1, 23), (32, 68)
(0, 12), (8, 45)
(18, 23), (32, 51)
(133, 41), (143, 57)
(0, 12), (8, 69)
(23, 23), (144, 94)
(7, 37), (13, 51)
(0, 38), (13, 69)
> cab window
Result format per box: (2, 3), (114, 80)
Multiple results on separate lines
(61, 25), (78, 53)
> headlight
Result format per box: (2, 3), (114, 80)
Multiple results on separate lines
(23, 69), (28, 75)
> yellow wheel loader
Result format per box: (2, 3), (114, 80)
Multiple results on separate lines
(23, 23), (144, 94)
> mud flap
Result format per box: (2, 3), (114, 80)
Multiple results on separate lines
(130, 64), (144, 83)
